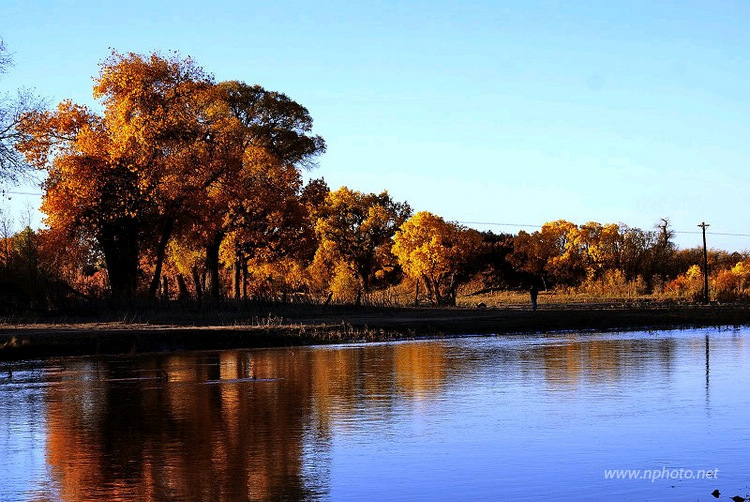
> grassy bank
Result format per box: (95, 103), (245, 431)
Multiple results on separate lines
(2, 301), (750, 360)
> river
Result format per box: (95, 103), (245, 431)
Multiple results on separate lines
(1, 328), (749, 501)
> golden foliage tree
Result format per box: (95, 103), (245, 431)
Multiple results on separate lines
(392, 211), (482, 306)
(184, 81), (326, 301)
(509, 220), (586, 287)
(18, 51), (213, 302)
(18, 52), (325, 303)
(313, 187), (411, 300)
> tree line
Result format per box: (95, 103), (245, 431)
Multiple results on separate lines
(1, 47), (749, 312)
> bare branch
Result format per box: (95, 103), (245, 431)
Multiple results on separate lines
(1, 88), (46, 187)
(0, 40), (46, 188)
(0, 39), (13, 75)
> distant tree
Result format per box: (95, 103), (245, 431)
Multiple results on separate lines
(393, 211), (482, 306)
(539, 220), (587, 286)
(0, 39), (11, 73)
(470, 231), (520, 290)
(650, 218), (676, 281)
(619, 225), (652, 282)
(509, 220), (587, 287)
(0, 206), (13, 279)
(313, 187), (411, 301)
(508, 229), (548, 283)
(508, 218), (694, 292)
(576, 222), (624, 280)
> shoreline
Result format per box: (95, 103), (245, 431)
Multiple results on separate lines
(1, 303), (749, 360)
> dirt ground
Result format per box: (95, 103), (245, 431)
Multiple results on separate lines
(2, 302), (749, 360)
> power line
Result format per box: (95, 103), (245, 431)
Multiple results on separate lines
(0, 203), (749, 238)
(458, 221), (541, 229)
(703, 231), (750, 237)
(2, 191), (43, 196)
(460, 221), (750, 238)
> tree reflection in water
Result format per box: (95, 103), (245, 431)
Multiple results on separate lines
(9, 332), (744, 501)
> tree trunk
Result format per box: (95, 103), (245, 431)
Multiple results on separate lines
(439, 290), (457, 306)
(99, 221), (140, 305)
(233, 260), (241, 299)
(148, 217), (174, 298)
(176, 274), (190, 301)
(443, 274), (458, 306)
(422, 275), (437, 305)
(161, 275), (169, 300)
(242, 264), (248, 299)
(233, 250), (245, 300)
(359, 263), (370, 293)
(191, 266), (203, 302)
(205, 233), (224, 301)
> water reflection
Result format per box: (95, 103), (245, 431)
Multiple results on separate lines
(2, 329), (750, 501)
(32, 344), (452, 501)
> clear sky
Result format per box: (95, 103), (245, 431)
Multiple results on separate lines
(1, 0), (749, 250)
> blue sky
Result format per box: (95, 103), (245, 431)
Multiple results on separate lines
(1, 0), (749, 250)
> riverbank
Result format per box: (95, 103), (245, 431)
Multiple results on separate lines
(2, 302), (749, 360)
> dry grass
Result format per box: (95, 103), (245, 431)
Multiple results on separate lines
(457, 290), (666, 308)
(3, 294), (750, 361)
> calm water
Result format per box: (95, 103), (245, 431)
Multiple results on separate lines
(1, 328), (750, 501)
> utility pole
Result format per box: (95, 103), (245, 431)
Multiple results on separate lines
(698, 222), (710, 304)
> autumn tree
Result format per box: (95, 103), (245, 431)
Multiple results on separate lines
(392, 211), (482, 306)
(18, 52), (327, 305)
(576, 222), (624, 279)
(211, 161), (305, 300)
(617, 225), (651, 282)
(313, 187), (411, 302)
(508, 218), (692, 292)
(615, 219), (676, 289)
(18, 51), (214, 302)
(470, 231), (521, 290)
(508, 230), (548, 283)
(509, 220), (587, 287)
(180, 81), (326, 301)
(95, 51), (218, 301)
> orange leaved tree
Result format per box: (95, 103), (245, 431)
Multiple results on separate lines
(313, 187), (411, 301)
(180, 81), (326, 301)
(392, 211), (482, 306)
(17, 51), (213, 302)
(17, 53), (326, 304)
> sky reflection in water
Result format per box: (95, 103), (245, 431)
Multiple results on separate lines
(1, 328), (749, 501)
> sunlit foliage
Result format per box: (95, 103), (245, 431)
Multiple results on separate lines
(7, 46), (750, 310)
(17, 51), (324, 303)
(312, 187), (411, 301)
(393, 211), (482, 306)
